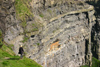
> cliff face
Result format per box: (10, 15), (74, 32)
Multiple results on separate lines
(0, 0), (16, 36)
(0, 0), (24, 55)
(28, 5), (95, 67)
(0, 0), (97, 67)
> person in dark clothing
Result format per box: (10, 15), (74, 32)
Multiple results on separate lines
(18, 45), (24, 58)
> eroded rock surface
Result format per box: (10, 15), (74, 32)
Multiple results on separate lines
(28, 5), (95, 67)
(0, 0), (97, 67)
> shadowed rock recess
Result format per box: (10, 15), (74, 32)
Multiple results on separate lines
(0, 0), (98, 67)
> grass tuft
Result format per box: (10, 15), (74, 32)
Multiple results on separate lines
(39, 13), (44, 18)
(21, 37), (29, 43)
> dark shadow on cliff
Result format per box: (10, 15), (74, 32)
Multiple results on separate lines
(86, 0), (100, 59)
(86, 0), (100, 17)
(91, 24), (98, 59)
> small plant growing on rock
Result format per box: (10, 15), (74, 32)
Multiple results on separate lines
(39, 13), (44, 18)
(22, 37), (29, 43)
(20, 21), (27, 29)
(37, 43), (40, 46)
(33, 28), (38, 31)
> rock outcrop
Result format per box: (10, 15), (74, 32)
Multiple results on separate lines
(0, 0), (97, 67)
(28, 5), (95, 67)
(0, 0), (15, 36)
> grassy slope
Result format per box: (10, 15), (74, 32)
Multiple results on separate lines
(0, 45), (42, 67)
(81, 57), (100, 67)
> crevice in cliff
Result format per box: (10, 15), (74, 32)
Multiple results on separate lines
(85, 39), (91, 65)
(85, 12), (89, 25)
(86, 0), (100, 60)
(91, 22), (98, 59)
(85, 39), (89, 56)
(43, 0), (46, 9)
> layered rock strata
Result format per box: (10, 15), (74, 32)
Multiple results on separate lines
(1, 0), (97, 67)
(26, 5), (96, 67)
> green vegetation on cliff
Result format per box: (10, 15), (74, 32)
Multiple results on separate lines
(81, 57), (100, 67)
(15, 0), (33, 36)
(15, 0), (33, 21)
(0, 45), (42, 67)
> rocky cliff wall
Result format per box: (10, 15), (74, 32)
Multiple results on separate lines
(0, 0), (97, 67)
(0, 0), (16, 37)
(28, 5), (96, 67)
(0, 0), (24, 53)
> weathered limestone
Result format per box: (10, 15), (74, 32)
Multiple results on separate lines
(27, 5), (95, 67)
(1, 0), (97, 67)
